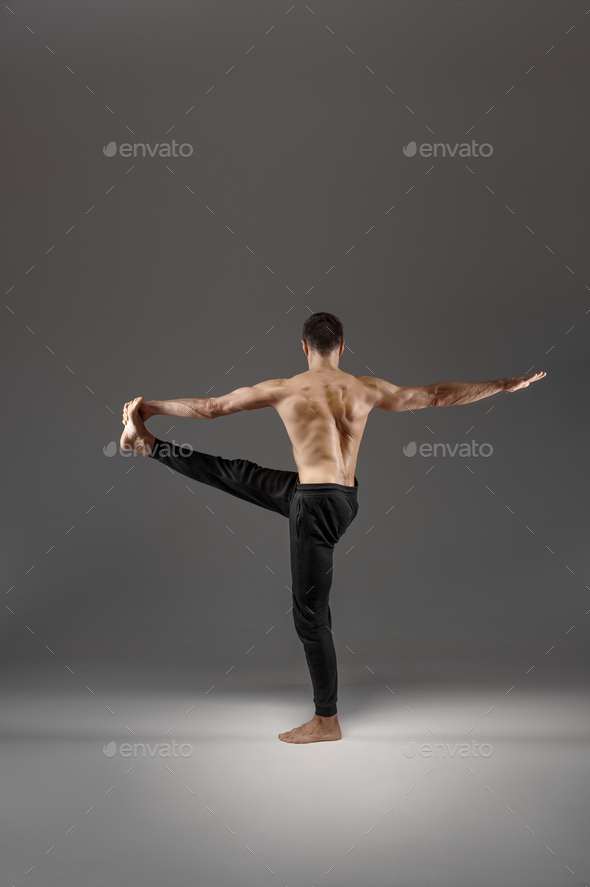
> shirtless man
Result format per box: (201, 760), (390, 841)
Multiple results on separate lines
(120, 311), (545, 744)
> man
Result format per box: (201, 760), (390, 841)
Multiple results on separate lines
(120, 311), (545, 744)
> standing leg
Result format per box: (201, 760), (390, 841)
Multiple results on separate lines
(279, 487), (359, 744)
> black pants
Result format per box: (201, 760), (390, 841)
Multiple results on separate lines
(148, 438), (359, 716)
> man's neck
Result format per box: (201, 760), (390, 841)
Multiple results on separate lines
(306, 359), (340, 372)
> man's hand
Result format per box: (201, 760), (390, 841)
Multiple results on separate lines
(122, 398), (154, 426)
(503, 371), (546, 393)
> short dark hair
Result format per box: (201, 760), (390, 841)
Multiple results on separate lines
(302, 312), (344, 357)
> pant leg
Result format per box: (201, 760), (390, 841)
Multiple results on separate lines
(148, 436), (298, 517)
(289, 489), (359, 716)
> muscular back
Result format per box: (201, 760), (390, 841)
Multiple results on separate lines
(272, 369), (374, 484)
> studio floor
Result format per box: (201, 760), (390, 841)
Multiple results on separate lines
(2, 672), (589, 887)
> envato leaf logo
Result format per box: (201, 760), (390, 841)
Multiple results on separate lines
(403, 740), (493, 758)
(103, 140), (194, 158)
(103, 439), (194, 458)
(102, 740), (193, 757)
(403, 440), (493, 457)
(403, 741), (417, 757)
(403, 140), (493, 158)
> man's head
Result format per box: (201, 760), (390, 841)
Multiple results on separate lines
(301, 312), (344, 363)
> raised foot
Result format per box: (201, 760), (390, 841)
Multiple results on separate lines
(278, 713), (341, 744)
(120, 396), (154, 455)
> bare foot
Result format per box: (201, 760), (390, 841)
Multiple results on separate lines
(278, 713), (342, 744)
(120, 396), (155, 455)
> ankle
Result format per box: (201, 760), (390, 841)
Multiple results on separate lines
(138, 432), (155, 455)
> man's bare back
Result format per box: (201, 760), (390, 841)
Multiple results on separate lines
(266, 368), (371, 485)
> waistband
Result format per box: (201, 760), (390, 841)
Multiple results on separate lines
(296, 478), (358, 495)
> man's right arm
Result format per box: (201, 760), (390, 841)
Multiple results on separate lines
(360, 372), (546, 412)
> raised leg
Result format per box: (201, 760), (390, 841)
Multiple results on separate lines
(148, 437), (298, 517)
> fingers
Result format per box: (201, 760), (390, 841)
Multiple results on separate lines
(521, 371), (546, 387)
(127, 396), (143, 417)
(507, 371), (546, 393)
(122, 397), (142, 424)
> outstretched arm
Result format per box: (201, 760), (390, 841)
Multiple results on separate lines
(361, 371), (546, 412)
(136, 397), (213, 420)
(131, 379), (284, 422)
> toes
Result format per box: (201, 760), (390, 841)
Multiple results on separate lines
(279, 730), (297, 743)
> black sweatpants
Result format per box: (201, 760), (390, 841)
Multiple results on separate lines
(148, 437), (359, 716)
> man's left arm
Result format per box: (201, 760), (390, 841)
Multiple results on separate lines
(141, 379), (283, 420)
(208, 379), (284, 416)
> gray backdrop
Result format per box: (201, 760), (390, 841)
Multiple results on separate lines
(2, 2), (589, 885)
(2, 0), (588, 682)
